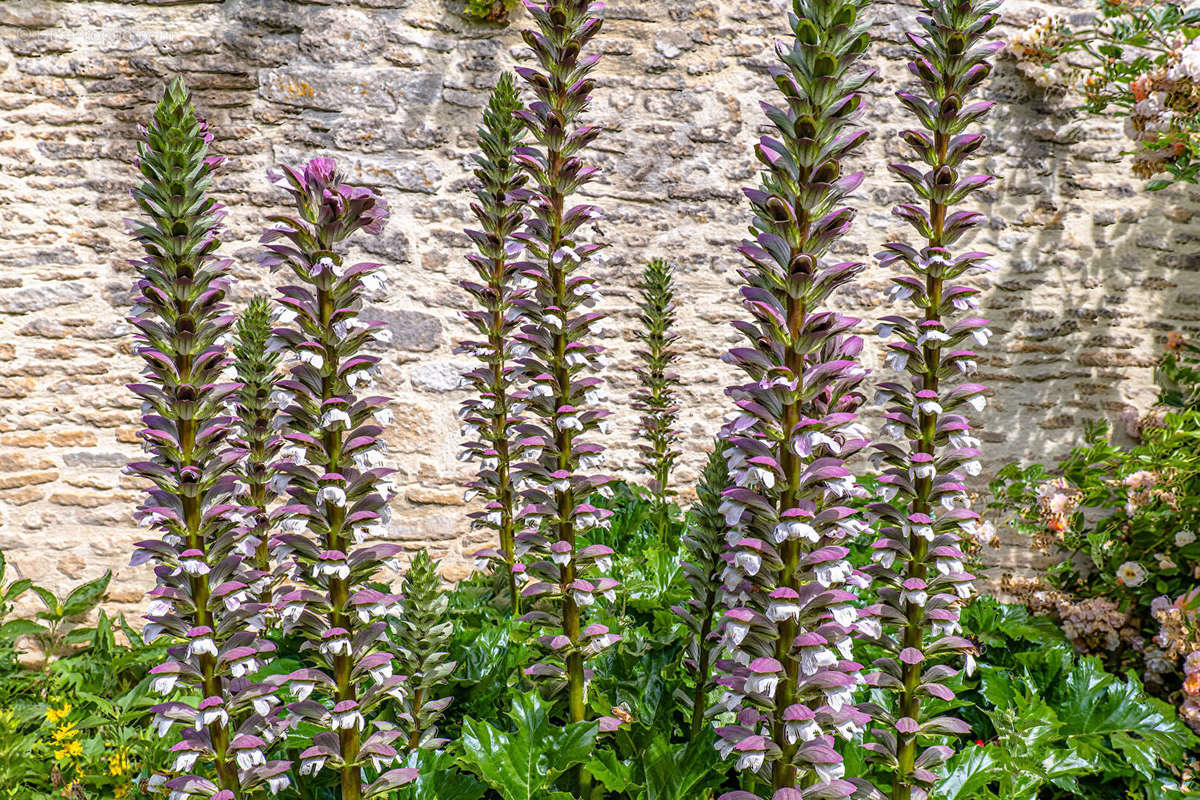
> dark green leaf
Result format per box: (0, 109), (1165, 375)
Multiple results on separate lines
(458, 692), (598, 800)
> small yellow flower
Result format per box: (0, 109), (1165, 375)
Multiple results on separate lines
(53, 740), (82, 760)
(50, 722), (78, 743)
(113, 786), (130, 800)
(45, 703), (72, 724)
(108, 747), (131, 777)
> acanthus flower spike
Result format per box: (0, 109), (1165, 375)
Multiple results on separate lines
(391, 551), (456, 752)
(233, 295), (285, 608)
(713, 0), (877, 797)
(263, 157), (413, 800)
(674, 441), (732, 740)
(511, 0), (619, 754)
(126, 77), (288, 798)
(633, 258), (683, 544)
(861, 3), (1002, 800)
(459, 72), (530, 615)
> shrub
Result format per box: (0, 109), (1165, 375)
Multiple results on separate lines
(1004, 1), (1200, 188)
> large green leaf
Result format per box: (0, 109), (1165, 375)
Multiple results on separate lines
(641, 730), (724, 800)
(938, 746), (999, 800)
(60, 571), (111, 618)
(29, 586), (58, 617)
(1053, 658), (1196, 779)
(946, 645), (1197, 800)
(458, 691), (598, 800)
(587, 749), (635, 794)
(976, 665), (1017, 711)
(2, 579), (32, 607)
(0, 619), (47, 642)
(397, 750), (486, 800)
(961, 599), (1070, 653)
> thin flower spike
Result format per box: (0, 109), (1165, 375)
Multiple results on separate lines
(126, 77), (288, 797)
(633, 258), (683, 542)
(233, 295), (284, 607)
(391, 551), (456, 751)
(512, 0), (619, 734)
(862, 3), (1001, 799)
(674, 441), (731, 740)
(263, 158), (413, 800)
(714, 1), (876, 798)
(459, 72), (530, 615)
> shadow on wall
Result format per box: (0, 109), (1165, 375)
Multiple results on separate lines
(971, 57), (1200, 576)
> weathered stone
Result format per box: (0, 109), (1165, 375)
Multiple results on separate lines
(0, 282), (88, 314)
(406, 486), (465, 505)
(0, 471), (58, 489)
(410, 360), (467, 393)
(300, 10), (386, 63)
(48, 431), (98, 447)
(62, 451), (128, 468)
(369, 307), (443, 352)
(1, 487), (45, 505)
(258, 67), (442, 115)
(58, 553), (87, 580)
(381, 403), (438, 453)
(0, 453), (54, 471)
(360, 232), (411, 263)
(49, 491), (118, 509)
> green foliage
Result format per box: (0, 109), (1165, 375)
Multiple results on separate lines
(396, 749), (487, 800)
(5, 491), (1197, 800)
(941, 599), (1197, 800)
(462, 0), (519, 24)
(990, 411), (1200, 609)
(458, 691), (599, 800)
(0, 576), (171, 799)
(1157, 337), (1200, 410)
(25, 571), (112, 660)
(588, 728), (725, 800)
(0, 552), (35, 668)
(1055, 1), (1200, 187)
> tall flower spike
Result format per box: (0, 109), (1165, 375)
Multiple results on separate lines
(459, 72), (530, 615)
(713, 1), (876, 798)
(126, 77), (289, 798)
(674, 440), (730, 740)
(512, 0), (620, 738)
(391, 551), (456, 752)
(632, 258), (683, 542)
(233, 295), (284, 607)
(263, 158), (415, 800)
(862, 3), (1002, 799)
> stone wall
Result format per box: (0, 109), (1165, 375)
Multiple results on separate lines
(0, 0), (1195, 610)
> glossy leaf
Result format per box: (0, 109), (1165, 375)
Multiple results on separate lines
(459, 692), (599, 800)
